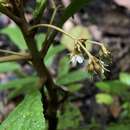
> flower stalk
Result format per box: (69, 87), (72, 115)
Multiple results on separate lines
(29, 24), (110, 74)
(30, 23), (111, 75)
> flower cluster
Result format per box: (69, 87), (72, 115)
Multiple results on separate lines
(70, 39), (111, 75)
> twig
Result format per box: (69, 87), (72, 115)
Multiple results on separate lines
(44, 1), (59, 46)
(29, 23), (95, 59)
(29, 24), (76, 40)
(0, 49), (28, 56)
(0, 54), (31, 63)
(51, 0), (56, 9)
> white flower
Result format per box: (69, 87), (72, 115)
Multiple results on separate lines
(70, 54), (84, 65)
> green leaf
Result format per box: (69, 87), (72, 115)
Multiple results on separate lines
(0, 26), (27, 50)
(61, 0), (91, 24)
(0, 89), (45, 130)
(58, 56), (70, 78)
(45, 45), (65, 66)
(119, 73), (130, 86)
(0, 77), (38, 90)
(68, 83), (82, 93)
(56, 70), (89, 85)
(58, 103), (80, 130)
(96, 93), (113, 105)
(107, 124), (130, 130)
(7, 77), (39, 99)
(35, 33), (46, 50)
(61, 25), (92, 51)
(33, 0), (47, 18)
(0, 62), (20, 73)
(96, 80), (128, 95)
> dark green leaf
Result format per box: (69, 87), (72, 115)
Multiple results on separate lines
(0, 77), (38, 90)
(68, 83), (82, 93)
(57, 70), (89, 85)
(45, 45), (65, 66)
(61, 0), (91, 24)
(58, 56), (70, 78)
(0, 89), (45, 130)
(0, 26), (27, 50)
(33, 0), (47, 18)
(7, 77), (39, 100)
(96, 80), (128, 95)
(107, 124), (130, 130)
(58, 103), (80, 130)
(0, 62), (20, 73)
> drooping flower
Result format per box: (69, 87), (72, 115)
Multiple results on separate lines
(87, 56), (109, 74)
(69, 38), (111, 76)
(70, 53), (84, 66)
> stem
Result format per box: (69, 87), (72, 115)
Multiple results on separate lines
(86, 39), (103, 46)
(78, 41), (93, 58)
(19, 18), (59, 130)
(0, 54), (31, 63)
(29, 23), (95, 60)
(51, 0), (56, 9)
(45, 77), (58, 130)
(0, 5), (21, 24)
(44, 4), (58, 46)
(29, 24), (76, 40)
(0, 49), (28, 56)
(0, 4), (59, 130)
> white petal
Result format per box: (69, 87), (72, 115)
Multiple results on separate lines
(70, 56), (77, 65)
(76, 55), (84, 64)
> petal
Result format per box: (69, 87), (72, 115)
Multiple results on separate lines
(76, 55), (84, 64)
(70, 56), (77, 65)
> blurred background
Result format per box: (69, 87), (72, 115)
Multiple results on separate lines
(0, 0), (130, 130)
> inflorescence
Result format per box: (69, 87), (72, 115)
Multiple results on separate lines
(70, 38), (111, 76)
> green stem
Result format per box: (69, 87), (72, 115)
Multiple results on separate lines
(29, 24), (76, 40)
(0, 54), (31, 63)
(44, 5), (58, 45)
(0, 49), (27, 56)
(30, 23), (95, 59)
(51, 0), (56, 9)
(78, 41), (93, 58)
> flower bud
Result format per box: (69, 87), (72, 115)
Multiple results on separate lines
(86, 56), (109, 75)
(94, 61), (101, 73)
(101, 45), (110, 57)
(87, 63), (94, 73)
